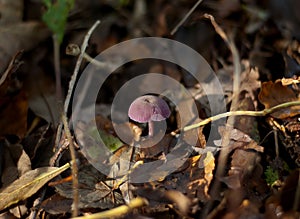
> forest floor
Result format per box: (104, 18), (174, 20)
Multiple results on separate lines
(0, 0), (300, 218)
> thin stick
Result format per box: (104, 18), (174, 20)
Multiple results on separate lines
(52, 21), (101, 216)
(53, 20), (101, 155)
(61, 112), (79, 217)
(274, 129), (279, 157)
(202, 14), (241, 218)
(170, 0), (203, 35)
(0, 51), (23, 86)
(182, 100), (300, 132)
(64, 20), (101, 114)
(66, 44), (109, 69)
(53, 36), (63, 102)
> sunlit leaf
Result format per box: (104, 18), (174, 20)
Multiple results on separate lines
(0, 163), (70, 210)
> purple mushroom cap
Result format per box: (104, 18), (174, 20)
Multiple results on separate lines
(128, 95), (171, 123)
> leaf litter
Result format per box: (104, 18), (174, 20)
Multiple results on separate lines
(0, 0), (300, 218)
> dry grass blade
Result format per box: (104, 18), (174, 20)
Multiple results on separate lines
(170, 0), (203, 35)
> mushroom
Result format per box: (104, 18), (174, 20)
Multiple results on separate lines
(128, 95), (171, 137)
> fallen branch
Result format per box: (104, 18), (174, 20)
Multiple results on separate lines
(182, 100), (300, 132)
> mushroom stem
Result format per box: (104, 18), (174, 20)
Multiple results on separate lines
(148, 120), (154, 137)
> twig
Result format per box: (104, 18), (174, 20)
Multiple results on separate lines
(202, 14), (241, 218)
(204, 14), (241, 100)
(52, 20), (101, 158)
(64, 20), (101, 114)
(113, 160), (144, 190)
(61, 112), (79, 217)
(72, 197), (148, 219)
(53, 36), (63, 102)
(181, 100), (300, 132)
(0, 51), (23, 86)
(51, 21), (101, 216)
(66, 44), (109, 69)
(170, 0), (203, 35)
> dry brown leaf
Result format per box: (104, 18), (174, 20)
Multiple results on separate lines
(0, 0), (23, 25)
(25, 67), (59, 124)
(280, 77), (300, 86)
(0, 163), (70, 210)
(130, 153), (214, 216)
(188, 152), (215, 202)
(0, 52), (28, 138)
(139, 134), (173, 158)
(215, 127), (264, 152)
(222, 149), (268, 210)
(129, 141), (193, 183)
(221, 199), (262, 219)
(0, 22), (50, 73)
(0, 91), (27, 138)
(234, 91), (260, 141)
(1, 143), (31, 187)
(54, 164), (124, 209)
(40, 194), (72, 215)
(240, 61), (261, 104)
(258, 81), (300, 119)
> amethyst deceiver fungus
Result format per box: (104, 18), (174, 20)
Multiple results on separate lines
(128, 95), (171, 137)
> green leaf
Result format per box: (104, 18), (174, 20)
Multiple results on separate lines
(264, 166), (279, 186)
(87, 127), (124, 152)
(42, 0), (74, 44)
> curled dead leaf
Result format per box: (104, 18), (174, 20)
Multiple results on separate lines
(258, 81), (300, 119)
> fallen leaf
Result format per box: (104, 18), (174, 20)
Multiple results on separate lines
(215, 127), (264, 152)
(0, 52), (28, 138)
(129, 141), (193, 183)
(1, 142), (31, 187)
(40, 194), (72, 215)
(258, 81), (300, 119)
(188, 152), (215, 202)
(0, 22), (50, 73)
(234, 91), (260, 141)
(0, 0), (23, 25)
(0, 163), (70, 210)
(0, 91), (28, 138)
(280, 77), (300, 86)
(25, 66), (60, 125)
(76, 120), (126, 177)
(54, 163), (124, 209)
(240, 61), (261, 105)
(221, 199), (263, 219)
(222, 149), (269, 210)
